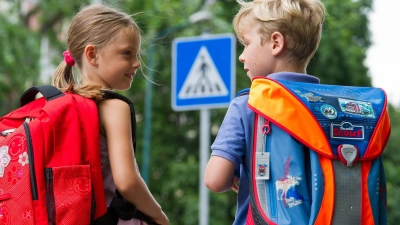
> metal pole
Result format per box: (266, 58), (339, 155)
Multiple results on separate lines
(142, 41), (154, 184)
(199, 108), (210, 225)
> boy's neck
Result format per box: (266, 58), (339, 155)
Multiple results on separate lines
(267, 72), (320, 84)
(273, 64), (306, 74)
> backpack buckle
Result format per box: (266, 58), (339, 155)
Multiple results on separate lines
(337, 144), (359, 167)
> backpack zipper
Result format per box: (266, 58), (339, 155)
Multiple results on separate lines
(262, 119), (277, 218)
(23, 122), (38, 200)
(1, 118), (33, 137)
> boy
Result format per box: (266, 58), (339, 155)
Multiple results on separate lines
(204, 0), (326, 224)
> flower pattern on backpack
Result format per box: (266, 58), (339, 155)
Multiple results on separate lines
(0, 146), (11, 178)
(7, 166), (22, 185)
(23, 210), (33, 219)
(18, 152), (29, 166)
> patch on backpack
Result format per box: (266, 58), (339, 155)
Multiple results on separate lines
(0, 146), (11, 177)
(276, 175), (304, 208)
(294, 90), (324, 102)
(258, 164), (267, 176)
(321, 104), (337, 119)
(331, 122), (364, 140)
(276, 157), (306, 208)
(338, 98), (375, 118)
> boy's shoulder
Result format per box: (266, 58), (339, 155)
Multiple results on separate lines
(224, 88), (252, 119)
(235, 88), (250, 98)
(231, 88), (250, 108)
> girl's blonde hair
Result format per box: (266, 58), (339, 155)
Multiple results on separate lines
(52, 4), (141, 100)
(233, 0), (326, 66)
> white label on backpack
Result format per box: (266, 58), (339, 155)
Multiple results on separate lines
(256, 152), (270, 180)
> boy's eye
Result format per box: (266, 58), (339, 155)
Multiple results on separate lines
(123, 51), (132, 55)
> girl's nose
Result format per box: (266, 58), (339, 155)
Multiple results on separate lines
(133, 60), (141, 68)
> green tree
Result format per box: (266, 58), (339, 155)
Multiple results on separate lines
(0, 0), (89, 116)
(308, 0), (372, 86)
(383, 105), (400, 224)
(119, 1), (239, 224)
(0, 8), (40, 115)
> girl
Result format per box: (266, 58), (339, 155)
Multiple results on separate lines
(51, 4), (169, 225)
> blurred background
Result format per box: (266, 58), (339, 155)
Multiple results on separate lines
(0, 0), (399, 224)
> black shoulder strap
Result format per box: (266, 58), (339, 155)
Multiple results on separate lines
(94, 90), (157, 225)
(101, 90), (137, 152)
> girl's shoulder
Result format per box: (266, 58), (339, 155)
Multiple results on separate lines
(98, 98), (130, 114)
(98, 91), (135, 121)
(98, 98), (132, 131)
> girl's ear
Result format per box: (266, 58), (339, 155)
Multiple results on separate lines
(84, 44), (98, 66)
(270, 32), (285, 56)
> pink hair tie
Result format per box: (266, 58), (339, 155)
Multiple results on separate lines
(63, 50), (75, 67)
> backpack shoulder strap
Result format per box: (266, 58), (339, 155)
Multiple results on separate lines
(236, 88), (250, 97)
(101, 90), (137, 152)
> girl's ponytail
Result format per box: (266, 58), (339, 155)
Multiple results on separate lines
(51, 51), (103, 101)
(51, 61), (74, 90)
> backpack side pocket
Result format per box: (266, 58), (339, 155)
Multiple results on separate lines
(45, 165), (92, 225)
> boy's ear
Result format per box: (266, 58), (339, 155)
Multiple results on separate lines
(270, 32), (285, 56)
(84, 44), (98, 66)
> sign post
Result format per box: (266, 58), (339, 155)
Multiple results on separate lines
(172, 33), (236, 225)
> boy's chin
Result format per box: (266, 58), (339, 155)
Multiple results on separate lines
(246, 72), (257, 80)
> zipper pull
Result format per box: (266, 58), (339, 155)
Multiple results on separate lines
(1, 129), (15, 136)
(262, 119), (271, 135)
(257, 118), (271, 180)
(261, 119), (271, 154)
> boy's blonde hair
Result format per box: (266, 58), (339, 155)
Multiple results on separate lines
(233, 0), (326, 66)
(52, 4), (141, 99)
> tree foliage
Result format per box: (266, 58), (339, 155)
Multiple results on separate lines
(0, 9), (40, 114)
(308, 0), (372, 86)
(0, 0), (399, 224)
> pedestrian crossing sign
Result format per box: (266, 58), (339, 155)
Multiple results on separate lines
(172, 33), (236, 111)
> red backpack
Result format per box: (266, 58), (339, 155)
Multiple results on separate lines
(0, 85), (154, 225)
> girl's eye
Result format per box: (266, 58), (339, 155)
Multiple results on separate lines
(124, 51), (132, 56)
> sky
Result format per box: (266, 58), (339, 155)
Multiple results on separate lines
(366, 0), (400, 107)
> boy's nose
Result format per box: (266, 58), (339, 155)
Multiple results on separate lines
(238, 53), (245, 63)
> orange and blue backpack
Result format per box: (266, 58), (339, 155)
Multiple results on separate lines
(246, 77), (390, 225)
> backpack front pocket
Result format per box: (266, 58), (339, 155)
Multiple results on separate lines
(45, 165), (92, 225)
